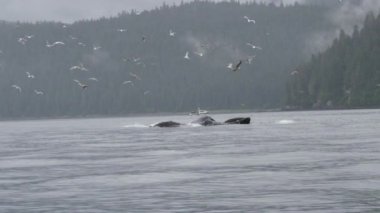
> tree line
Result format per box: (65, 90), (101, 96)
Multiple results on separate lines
(286, 12), (380, 110)
(0, 1), (338, 118)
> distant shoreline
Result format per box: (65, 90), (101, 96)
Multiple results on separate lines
(1, 107), (380, 122)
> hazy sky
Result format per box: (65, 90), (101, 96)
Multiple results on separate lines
(0, 0), (304, 23)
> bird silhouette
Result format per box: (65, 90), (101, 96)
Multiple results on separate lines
(129, 73), (141, 81)
(291, 70), (299, 75)
(46, 41), (65, 48)
(12, 84), (22, 93)
(70, 63), (88, 72)
(184, 51), (190, 60)
(243, 16), (256, 24)
(34, 90), (44, 95)
(169, 30), (176, 37)
(232, 60), (243, 72)
(73, 80), (88, 89)
(194, 51), (204, 57)
(26, 72), (35, 79)
(227, 63), (234, 70)
(122, 80), (134, 86)
(246, 42), (262, 50)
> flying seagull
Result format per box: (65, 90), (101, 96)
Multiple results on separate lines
(12, 84), (22, 93)
(184, 51), (190, 60)
(122, 80), (134, 86)
(26, 72), (35, 79)
(243, 16), (256, 24)
(77, 42), (86, 47)
(73, 79), (88, 90)
(25, 35), (34, 39)
(132, 57), (141, 63)
(291, 70), (299, 75)
(46, 41), (65, 48)
(18, 35), (34, 45)
(194, 51), (204, 57)
(129, 72), (141, 81)
(227, 63), (234, 70)
(17, 38), (27, 45)
(34, 90), (44, 95)
(93, 46), (101, 51)
(169, 30), (176, 37)
(246, 43), (262, 50)
(70, 63), (88, 72)
(117, 29), (127, 32)
(232, 60), (243, 72)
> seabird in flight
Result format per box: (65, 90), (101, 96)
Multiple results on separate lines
(184, 51), (190, 60)
(246, 43), (262, 50)
(26, 72), (35, 79)
(34, 90), (44, 95)
(73, 79), (88, 89)
(243, 16), (256, 24)
(129, 72), (141, 81)
(12, 84), (22, 93)
(169, 30), (176, 37)
(232, 60), (243, 72)
(46, 41), (65, 48)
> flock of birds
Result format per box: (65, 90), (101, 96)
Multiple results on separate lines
(7, 14), (261, 99)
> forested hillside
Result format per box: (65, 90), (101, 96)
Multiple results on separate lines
(286, 12), (380, 109)
(0, 1), (338, 118)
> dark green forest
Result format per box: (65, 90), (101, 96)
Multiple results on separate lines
(0, 1), (341, 118)
(286, 12), (380, 110)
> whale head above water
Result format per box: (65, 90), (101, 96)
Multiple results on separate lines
(224, 117), (251, 124)
(153, 121), (182, 128)
(191, 116), (222, 126)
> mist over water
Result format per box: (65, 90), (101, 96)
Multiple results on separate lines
(1, 109), (380, 212)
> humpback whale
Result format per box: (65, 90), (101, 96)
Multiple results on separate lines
(153, 116), (250, 127)
(191, 116), (222, 126)
(224, 117), (251, 124)
(153, 121), (182, 128)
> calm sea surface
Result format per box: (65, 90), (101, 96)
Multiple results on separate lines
(1, 109), (380, 212)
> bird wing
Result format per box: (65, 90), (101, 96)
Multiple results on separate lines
(233, 61), (243, 71)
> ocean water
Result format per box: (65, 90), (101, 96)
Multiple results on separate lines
(1, 109), (380, 212)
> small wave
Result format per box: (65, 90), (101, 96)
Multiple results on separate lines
(275, 119), (296, 125)
(123, 124), (149, 128)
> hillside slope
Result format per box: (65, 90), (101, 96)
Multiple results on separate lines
(286, 12), (380, 109)
(0, 1), (337, 118)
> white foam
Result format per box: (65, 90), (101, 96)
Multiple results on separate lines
(275, 119), (296, 125)
(122, 124), (149, 128)
(186, 123), (202, 127)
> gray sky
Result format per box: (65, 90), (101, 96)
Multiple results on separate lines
(0, 0), (304, 23)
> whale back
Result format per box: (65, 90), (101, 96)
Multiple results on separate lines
(191, 116), (221, 126)
(153, 121), (181, 127)
(224, 117), (251, 124)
